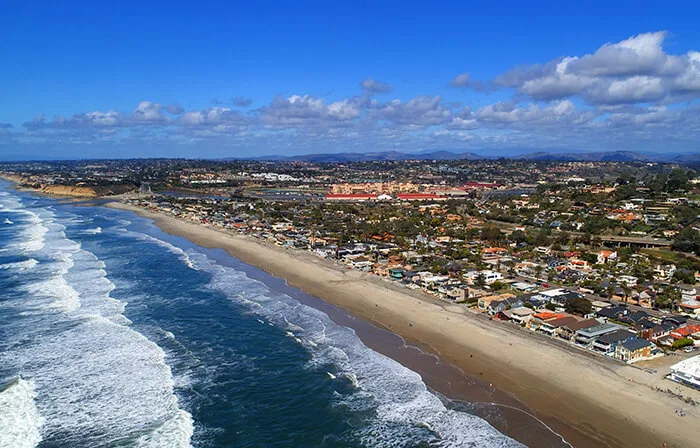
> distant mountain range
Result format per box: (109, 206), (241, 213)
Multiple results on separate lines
(245, 150), (700, 164)
(243, 150), (483, 163)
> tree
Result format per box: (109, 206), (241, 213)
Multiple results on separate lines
(474, 273), (486, 288)
(545, 302), (557, 311)
(481, 226), (503, 242)
(673, 269), (696, 285)
(510, 230), (527, 243)
(672, 338), (694, 350)
(672, 227), (700, 256)
(491, 280), (507, 291)
(614, 183), (636, 200)
(565, 297), (593, 316)
(667, 169), (690, 191)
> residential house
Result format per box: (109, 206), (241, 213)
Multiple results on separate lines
(597, 305), (628, 322)
(592, 329), (637, 354)
(640, 323), (675, 343)
(486, 297), (523, 315)
(538, 316), (580, 337)
(663, 315), (689, 328)
(464, 270), (503, 285)
(679, 287), (700, 317)
(668, 355), (700, 390)
(496, 307), (535, 325)
(558, 318), (600, 341)
(574, 322), (621, 347)
(528, 311), (564, 332)
(478, 293), (516, 313)
(388, 268), (406, 280)
(597, 250), (618, 264)
(618, 275), (638, 288)
(347, 256), (373, 271)
(615, 338), (655, 362)
(654, 264), (677, 281)
(591, 300), (612, 312)
(668, 325), (700, 345)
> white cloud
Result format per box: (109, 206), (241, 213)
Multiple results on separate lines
(493, 31), (700, 105)
(449, 72), (471, 87)
(370, 95), (451, 126)
(360, 78), (392, 94)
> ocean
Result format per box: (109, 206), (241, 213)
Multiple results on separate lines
(0, 181), (523, 448)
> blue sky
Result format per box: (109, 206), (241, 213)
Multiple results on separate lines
(1, 0), (699, 159)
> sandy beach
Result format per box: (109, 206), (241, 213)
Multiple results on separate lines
(108, 201), (699, 448)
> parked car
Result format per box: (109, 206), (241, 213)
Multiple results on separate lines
(684, 347), (696, 353)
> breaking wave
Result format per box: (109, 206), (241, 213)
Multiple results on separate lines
(193, 252), (522, 448)
(0, 378), (44, 448)
(0, 191), (193, 447)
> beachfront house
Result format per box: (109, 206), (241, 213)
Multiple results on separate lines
(487, 297), (524, 315)
(574, 322), (620, 347)
(591, 329), (637, 355)
(537, 316), (580, 337)
(388, 268), (406, 280)
(477, 293), (515, 313)
(615, 338), (655, 362)
(528, 311), (563, 332)
(496, 307), (535, 325)
(557, 318), (600, 341)
(668, 355), (700, 390)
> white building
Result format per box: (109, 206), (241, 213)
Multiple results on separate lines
(464, 270), (503, 285)
(668, 355), (700, 390)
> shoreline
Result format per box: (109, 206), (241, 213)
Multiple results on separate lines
(107, 201), (697, 448)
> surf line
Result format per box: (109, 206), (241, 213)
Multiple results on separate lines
(477, 401), (573, 448)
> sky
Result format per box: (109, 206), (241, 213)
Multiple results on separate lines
(1, 0), (700, 160)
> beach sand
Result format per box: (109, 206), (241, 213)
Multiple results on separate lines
(109, 202), (699, 448)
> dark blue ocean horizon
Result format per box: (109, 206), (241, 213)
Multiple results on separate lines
(0, 182), (522, 447)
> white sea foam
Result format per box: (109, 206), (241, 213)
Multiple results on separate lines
(0, 193), (50, 254)
(194, 253), (524, 447)
(82, 226), (102, 234)
(17, 214), (49, 253)
(21, 274), (81, 313)
(133, 409), (194, 448)
(121, 230), (198, 270)
(1, 197), (193, 447)
(0, 258), (38, 272)
(0, 378), (44, 448)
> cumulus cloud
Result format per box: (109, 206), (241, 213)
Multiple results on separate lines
(232, 96), (253, 107)
(449, 72), (471, 87)
(130, 101), (167, 124)
(492, 31), (700, 105)
(258, 94), (364, 128)
(360, 78), (392, 94)
(567, 32), (681, 77)
(176, 106), (247, 127)
(166, 103), (184, 114)
(0, 123), (13, 129)
(369, 95), (451, 126)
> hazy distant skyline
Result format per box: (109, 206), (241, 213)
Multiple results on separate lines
(2, 0), (700, 159)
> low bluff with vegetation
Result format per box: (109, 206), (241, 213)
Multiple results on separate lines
(17, 179), (136, 198)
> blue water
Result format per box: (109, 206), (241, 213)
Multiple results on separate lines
(0, 182), (521, 448)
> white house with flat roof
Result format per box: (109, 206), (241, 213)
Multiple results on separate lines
(463, 270), (503, 285)
(668, 355), (700, 390)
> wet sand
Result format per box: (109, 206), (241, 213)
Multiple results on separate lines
(108, 202), (699, 448)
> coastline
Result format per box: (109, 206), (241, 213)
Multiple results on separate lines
(107, 201), (698, 448)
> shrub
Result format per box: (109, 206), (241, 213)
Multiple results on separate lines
(672, 338), (694, 350)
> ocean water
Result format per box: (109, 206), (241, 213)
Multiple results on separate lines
(0, 182), (522, 448)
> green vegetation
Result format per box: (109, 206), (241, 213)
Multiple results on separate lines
(672, 338), (695, 350)
(564, 297), (593, 316)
